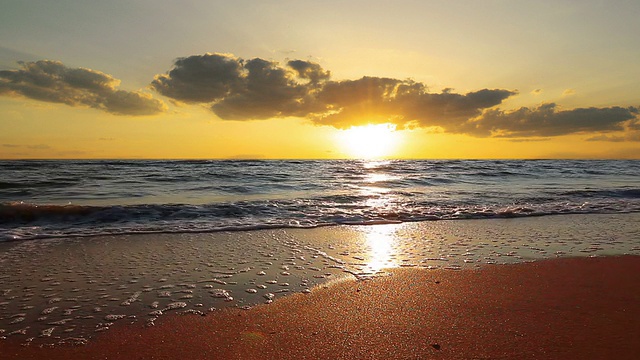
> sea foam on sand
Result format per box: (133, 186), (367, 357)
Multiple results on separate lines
(2, 255), (640, 359)
(0, 213), (639, 355)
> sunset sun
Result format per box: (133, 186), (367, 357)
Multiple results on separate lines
(337, 123), (401, 159)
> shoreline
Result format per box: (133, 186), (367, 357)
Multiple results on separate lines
(2, 255), (639, 359)
(1, 213), (640, 347)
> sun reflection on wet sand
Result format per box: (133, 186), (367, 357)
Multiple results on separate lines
(363, 224), (403, 273)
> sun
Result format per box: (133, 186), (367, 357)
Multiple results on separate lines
(337, 123), (401, 159)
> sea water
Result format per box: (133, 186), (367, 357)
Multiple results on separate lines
(1, 159), (639, 241)
(0, 160), (639, 343)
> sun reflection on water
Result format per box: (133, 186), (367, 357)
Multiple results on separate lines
(357, 160), (398, 208)
(351, 160), (405, 273)
(363, 160), (392, 169)
(364, 172), (396, 185)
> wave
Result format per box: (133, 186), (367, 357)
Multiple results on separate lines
(2, 160), (640, 241)
(2, 197), (639, 241)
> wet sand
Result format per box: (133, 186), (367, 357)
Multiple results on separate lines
(2, 214), (639, 343)
(2, 255), (639, 359)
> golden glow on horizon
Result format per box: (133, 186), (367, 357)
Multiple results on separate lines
(1, 101), (639, 160)
(337, 124), (401, 159)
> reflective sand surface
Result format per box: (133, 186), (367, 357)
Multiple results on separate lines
(0, 213), (638, 344)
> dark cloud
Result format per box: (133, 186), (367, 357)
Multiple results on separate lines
(2, 53), (638, 141)
(0, 60), (166, 115)
(311, 79), (516, 129)
(151, 53), (244, 103)
(287, 60), (331, 83)
(150, 52), (640, 140)
(152, 53), (515, 128)
(211, 58), (318, 120)
(464, 103), (638, 137)
(151, 54), (328, 120)
(401, 88), (517, 127)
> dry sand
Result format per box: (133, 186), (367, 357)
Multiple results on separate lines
(2, 255), (639, 359)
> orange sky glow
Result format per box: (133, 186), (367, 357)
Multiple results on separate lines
(1, 1), (639, 159)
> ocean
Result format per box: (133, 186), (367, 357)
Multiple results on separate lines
(1, 159), (640, 342)
(1, 159), (639, 241)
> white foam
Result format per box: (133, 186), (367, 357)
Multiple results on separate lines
(41, 306), (58, 315)
(39, 327), (55, 337)
(210, 289), (230, 298)
(163, 302), (187, 310)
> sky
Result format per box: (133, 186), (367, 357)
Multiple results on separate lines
(1, 0), (639, 159)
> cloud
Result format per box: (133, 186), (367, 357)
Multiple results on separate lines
(151, 53), (244, 103)
(12, 52), (627, 140)
(211, 58), (323, 120)
(152, 53), (516, 129)
(287, 60), (331, 83)
(154, 54), (640, 139)
(313, 79), (516, 129)
(152, 54), (331, 120)
(464, 104), (639, 137)
(562, 88), (576, 96)
(0, 60), (166, 115)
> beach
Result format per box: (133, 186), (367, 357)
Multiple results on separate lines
(1, 213), (639, 359)
(2, 255), (639, 359)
